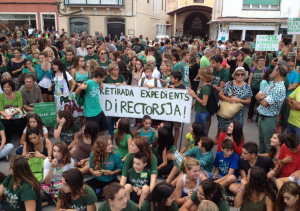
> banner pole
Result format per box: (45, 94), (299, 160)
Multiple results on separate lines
(295, 42), (298, 70)
(179, 123), (184, 150)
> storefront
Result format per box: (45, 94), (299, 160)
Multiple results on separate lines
(0, 14), (37, 31)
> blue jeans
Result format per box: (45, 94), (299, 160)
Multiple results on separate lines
(0, 143), (14, 159)
(287, 123), (300, 141)
(108, 117), (118, 136)
(207, 173), (223, 180)
(0, 201), (7, 210)
(195, 111), (210, 136)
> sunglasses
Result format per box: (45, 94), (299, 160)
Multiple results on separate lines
(101, 52), (106, 55)
(235, 73), (245, 77)
(86, 47), (93, 50)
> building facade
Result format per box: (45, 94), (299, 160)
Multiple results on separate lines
(0, 0), (58, 32)
(58, 0), (167, 39)
(166, 0), (213, 37)
(210, 0), (300, 42)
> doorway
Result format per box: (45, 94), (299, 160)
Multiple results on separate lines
(70, 18), (89, 35)
(229, 30), (242, 41)
(183, 12), (209, 38)
(107, 18), (125, 38)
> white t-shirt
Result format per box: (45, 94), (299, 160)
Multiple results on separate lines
(142, 68), (161, 79)
(52, 72), (73, 95)
(76, 47), (87, 57)
(138, 78), (161, 87)
(39, 75), (52, 88)
(289, 175), (300, 186)
(43, 157), (75, 181)
(28, 28), (34, 35)
(23, 126), (48, 135)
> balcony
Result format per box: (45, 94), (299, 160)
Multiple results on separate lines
(64, 0), (124, 6)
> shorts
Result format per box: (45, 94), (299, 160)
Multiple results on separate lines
(173, 121), (182, 129)
(86, 111), (108, 132)
(39, 86), (53, 95)
(289, 176), (300, 186)
(130, 189), (141, 204)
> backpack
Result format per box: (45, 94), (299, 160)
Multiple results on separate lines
(204, 84), (220, 114)
(252, 66), (267, 73)
(28, 157), (44, 182)
(141, 77), (158, 87)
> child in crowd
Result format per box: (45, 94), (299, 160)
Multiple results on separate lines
(86, 136), (123, 200)
(276, 134), (300, 190)
(75, 67), (108, 136)
(229, 142), (275, 195)
(176, 50), (190, 89)
(42, 141), (74, 206)
(276, 182), (300, 211)
(133, 115), (156, 145)
(138, 64), (161, 88)
(188, 67), (214, 136)
(124, 151), (151, 208)
(260, 132), (285, 165)
(209, 139), (239, 188)
(217, 121), (245, 156)
(22, 59), (37, 80)
(31, 49), (40, 68)
(180, 122), (205, 154)
(151, 127), (174, 176)
(174, 158), (207, 206)
(72, 121), (99, 175)
(54, 110), (80, 151)
(141, 183), (179, 211)
(55, 169), (97, 211)
(234, 166), (275, 211)
(114, 118), (133, 162)
(159, 60), (173, 87)
(180, 179), (229, 211)
(168, 70), (186, 146)
(17, 113), (49, 155)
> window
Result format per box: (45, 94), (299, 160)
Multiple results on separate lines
(147, 0), (150, 4)
(193, 0), (204, 2)
(162, 0), (163, 10)
(65, 0), (123, 5)
(242, 0), (280, 10)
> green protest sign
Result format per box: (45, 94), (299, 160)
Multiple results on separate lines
(34, 102), (57, 127)
(173, 150), (184, 171)
(288, 18), (300, 34)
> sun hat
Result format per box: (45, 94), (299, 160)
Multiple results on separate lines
(231, 67), (248, 80)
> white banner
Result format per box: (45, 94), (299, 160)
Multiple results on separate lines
(99, 84), (193, 123)
(288, 18), (300, 34)
(255, 34), (282, 51)
(56, 92), (84, 117)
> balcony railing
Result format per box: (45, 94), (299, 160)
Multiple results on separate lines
(65, 0), (123, 6)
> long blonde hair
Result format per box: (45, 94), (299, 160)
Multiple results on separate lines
(87, 59), (99, 75)
(92, 137), (111, 170)
(197, 200), (219, 211)
(44, 47), (55, 60)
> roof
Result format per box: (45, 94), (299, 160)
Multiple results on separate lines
(167, 5), (212, 16)
(207, 17), (288, 24)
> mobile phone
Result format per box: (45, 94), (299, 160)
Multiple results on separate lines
(226, 133), (231, 137)
(29, 152), (35, 154)
(274, 58), (278, 62)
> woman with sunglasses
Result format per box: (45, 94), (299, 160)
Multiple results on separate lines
(76, 39), (87, 57)
(0, 155), (42, 211)
(218, 67), (252, 133)
(98, 48), (111, 71)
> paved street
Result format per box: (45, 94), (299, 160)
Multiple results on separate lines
(0, 105), (259, 211)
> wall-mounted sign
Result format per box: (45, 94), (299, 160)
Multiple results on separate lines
(0, 14), (30, 20)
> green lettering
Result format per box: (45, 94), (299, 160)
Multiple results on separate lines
(120, 101), (128, 113)
(152, 103), (159, 115)
(166, 102), (172, 115)
(127, 101), (134, 113)
(141, 90), (146, 98)
(169, 92), (174, 100)
(174, 105), (181, 116)
(121, 89), (125, 96)
(100, 88), (105, 95)
(129, 89), (134, 97)
(105, 100), (112, 111)
(161, 91), (167, 99)
(117, 88), (121, 95)
(146, 105), (153, 115)
(146, 90), (151, 98)
(185, 93), (189, 101)
(174, 92), (180, 99)
(160, 104), (165, 115)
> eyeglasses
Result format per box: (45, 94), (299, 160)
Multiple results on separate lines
(101, 52), (106, 55)
(235, 73), (245, 77)
(86, 47), (93, 50)
(114, 68), (120, 71)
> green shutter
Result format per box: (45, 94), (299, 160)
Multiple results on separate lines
(243, 0), (280, 5)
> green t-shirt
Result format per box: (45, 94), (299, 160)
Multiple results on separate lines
(85, 54), (100, 65)
(103, 74), (125, 84)
(195, 85), (211, 114)
(117, 44), (124, 52)
(177, 61), (189, 87)
(26, 54), (33, 61)
(98, 36), (104, 42)
(63, 60), (74, 72)
(61, 49), (66, 58)
(0, 91), (23, 111)
(132, 43), (145, 53)
(122, 153), (158, 177)
(54, 122), (80, 145)
(251, 67), (264, 89)
(2, 174), (42, 211)
(200, 56), (210, 68)
(126, 167), (151, 188)
(244, 56), (252, 69)
(22, 67), (36, 75)
(32, 59), (40, 69)
(160, 73), (171, 87)
(99, 60), (112, 71)
(190, 191), (229, 211)
(114, 129), (131, 158)
(98, 199), (139, 211)
(174, 63), (178, 71)
(124, 54), (130, 65)
(84, 79), (103, 117)
(141, 200), (179, 211)
(58, 185), (97, 211)
(212, 67), (230, 87)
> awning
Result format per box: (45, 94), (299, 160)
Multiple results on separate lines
(207, 17), (287, 24)
(167, 5), (212, 16)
